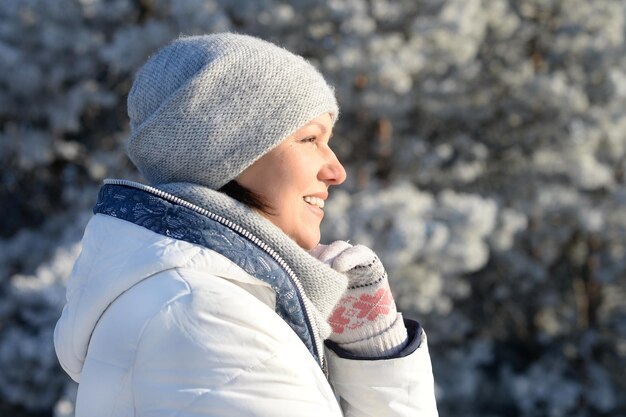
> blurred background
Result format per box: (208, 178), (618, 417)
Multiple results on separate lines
(1, 0), (626, 416)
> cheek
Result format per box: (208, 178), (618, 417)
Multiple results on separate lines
(271, 183), (300, 208)
(249, 177), (289, 214)
(248, 149), (318, 208)
(274, 162), (312, 195)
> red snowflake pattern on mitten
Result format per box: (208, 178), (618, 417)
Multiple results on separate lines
(353, 288), (393, 320)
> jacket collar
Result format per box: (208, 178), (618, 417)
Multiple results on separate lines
(97, 179), (348, 371)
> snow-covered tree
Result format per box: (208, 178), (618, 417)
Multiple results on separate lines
(1, 0), (625, 415)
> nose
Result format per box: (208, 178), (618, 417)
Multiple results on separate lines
(319, 149), (347, 186)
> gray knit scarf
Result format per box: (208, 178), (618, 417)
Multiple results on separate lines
(156, 182), (348, 341)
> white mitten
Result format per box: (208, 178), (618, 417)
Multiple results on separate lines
(311, 241), (408, 357)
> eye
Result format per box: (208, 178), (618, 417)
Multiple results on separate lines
(300, 136), (317, 144)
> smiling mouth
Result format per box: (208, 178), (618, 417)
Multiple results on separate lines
(303, 196), (325, 209)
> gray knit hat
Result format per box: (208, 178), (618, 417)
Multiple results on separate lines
(125, 33), (339, 189)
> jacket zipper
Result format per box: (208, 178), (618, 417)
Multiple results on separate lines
(103, 179), (327, 376)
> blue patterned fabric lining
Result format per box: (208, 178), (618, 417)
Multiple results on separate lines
(93, 184), (318, 364)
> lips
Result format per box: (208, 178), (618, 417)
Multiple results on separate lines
(303, 196), (325, 209)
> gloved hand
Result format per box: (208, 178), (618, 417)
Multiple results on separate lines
(310, 241), (408, 357)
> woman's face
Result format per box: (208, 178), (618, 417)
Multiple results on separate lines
(237, 113), (346, 250)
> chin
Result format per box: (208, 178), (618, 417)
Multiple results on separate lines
(294, 233), (320, 251)
(296, 239), (317, 251)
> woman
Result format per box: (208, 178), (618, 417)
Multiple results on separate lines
(54, 33), (438, 416)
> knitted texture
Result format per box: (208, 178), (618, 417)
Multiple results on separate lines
(126, 33), (339, 190)
(156, 182), (349, 340)
(311, 241), (408, 357)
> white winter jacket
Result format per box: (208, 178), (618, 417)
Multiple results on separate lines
(54, 183), (438, 417)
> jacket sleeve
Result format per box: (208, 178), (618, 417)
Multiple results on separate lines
(325, 319), (439, 417)
(131, 269), (344, 417)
